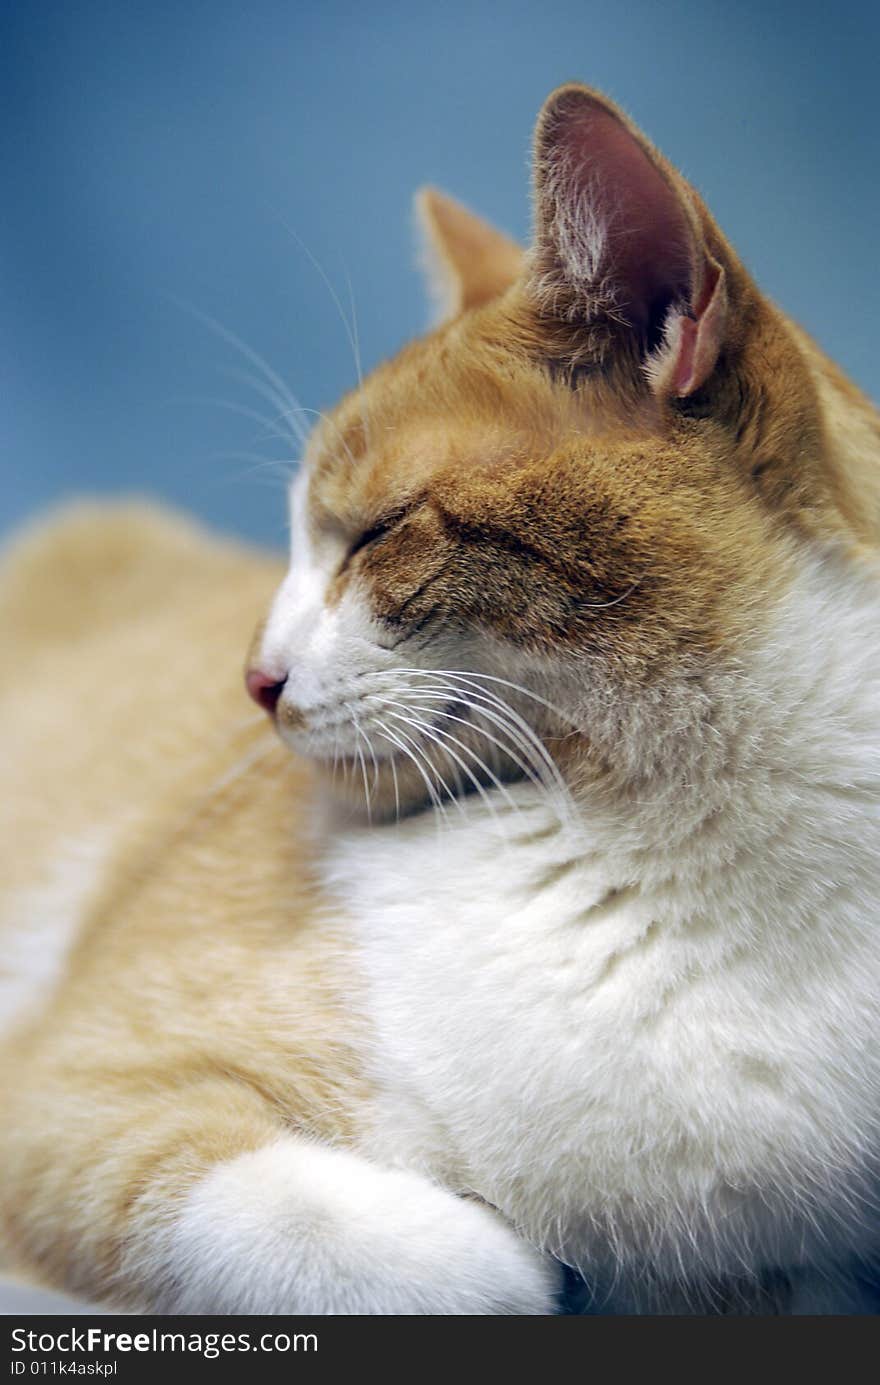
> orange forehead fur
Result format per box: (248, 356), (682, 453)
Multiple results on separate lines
(307, 281), (870, 675)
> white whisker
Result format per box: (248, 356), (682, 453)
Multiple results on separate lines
(383, 713), (462, 816)
(397, 666), (577, 727)
(374, 689), (523, 803)
(170, 298), (309, 444)
(384, 710), (516, 840)
(390, 669), (574, 814)
(578, 578), (643, 610)
(185, 395), (301, 450)
(353, 724), (373, 824)
(379, 690), (548, 796)
(372, 721), (448, 829)
(385, 707), (496, 813)
(269, 213), (363, 393)
(218, 366), (311, 448)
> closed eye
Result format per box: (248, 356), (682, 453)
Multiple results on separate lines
(347, 518), (395, 559)
(343, 505), (415, 568)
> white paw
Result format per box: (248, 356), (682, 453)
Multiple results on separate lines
(150, 1137), (560, 1314)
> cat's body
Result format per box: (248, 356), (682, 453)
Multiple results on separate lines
(2, 85), (879, 1313)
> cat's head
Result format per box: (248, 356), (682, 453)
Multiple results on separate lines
(246, 83), (863, 819)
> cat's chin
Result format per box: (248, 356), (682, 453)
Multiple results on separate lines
(305, 750), (439, 823)
(303, 746), (526, 825)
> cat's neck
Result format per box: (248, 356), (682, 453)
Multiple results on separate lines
(571, 541), (880, 892)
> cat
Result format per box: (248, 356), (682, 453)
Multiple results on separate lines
(1, 82), (879, 1315)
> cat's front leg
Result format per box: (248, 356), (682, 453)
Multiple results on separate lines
(2, 1052), (557, 1313)
(147, 1137), (559, 1315)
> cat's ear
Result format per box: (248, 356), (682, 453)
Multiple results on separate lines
(529, 84), (728, 397)
(416, 187), (524, 322)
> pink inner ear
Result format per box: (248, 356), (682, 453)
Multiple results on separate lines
(669, 263), (727, 396)
(545, 98), (697, 349)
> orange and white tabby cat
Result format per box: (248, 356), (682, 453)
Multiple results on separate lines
(2, 84), (879, 1315)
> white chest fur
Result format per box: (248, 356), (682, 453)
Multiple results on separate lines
(321, 560), (880, 1293)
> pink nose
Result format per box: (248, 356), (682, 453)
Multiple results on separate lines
(246, 668), (287, 717)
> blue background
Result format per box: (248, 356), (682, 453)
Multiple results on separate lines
(3, 0), (878, 551)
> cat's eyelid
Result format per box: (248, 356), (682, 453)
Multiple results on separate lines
(343, 501), (419, 567)
(347, 519), (392, 559)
